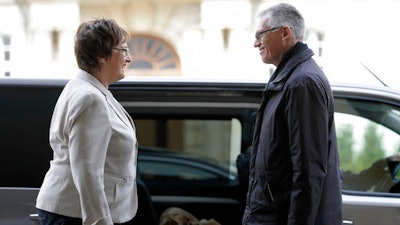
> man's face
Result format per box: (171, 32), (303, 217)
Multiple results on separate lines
(253, 18), (284, 67)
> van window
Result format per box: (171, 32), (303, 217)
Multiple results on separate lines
(335, 98), (400, 194)
(135, 118), (241, 182)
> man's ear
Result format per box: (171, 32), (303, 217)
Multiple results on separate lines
(282, 26), (295, 43)
(282, 26), (292, 38)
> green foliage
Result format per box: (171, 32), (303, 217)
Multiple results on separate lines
(357, 123), (385, 171)
(396, 143), (400, 153)
(337, 124), (355, 171)
(337, 122), (386, 173)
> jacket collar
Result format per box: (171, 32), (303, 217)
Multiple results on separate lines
(266, 42), (314, 91)
(75, 69), (133, 127)
(76, 69), (110, 98)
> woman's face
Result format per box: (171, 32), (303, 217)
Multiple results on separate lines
(106, 41), (132, 83)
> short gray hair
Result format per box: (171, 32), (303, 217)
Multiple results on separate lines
(258, 3), (305, 42)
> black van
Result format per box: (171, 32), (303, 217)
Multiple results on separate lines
(1, 78), (400, 225)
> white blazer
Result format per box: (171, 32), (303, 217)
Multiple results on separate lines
(36, 70), (138, 225)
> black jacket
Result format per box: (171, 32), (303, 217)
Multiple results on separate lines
(243, 42), (342, 225)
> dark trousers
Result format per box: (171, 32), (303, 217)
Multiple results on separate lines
(37, 209), (122, 225)
(37, 209), (82, 225)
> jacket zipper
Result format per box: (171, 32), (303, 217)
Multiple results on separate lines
(266, 183), (275, 203)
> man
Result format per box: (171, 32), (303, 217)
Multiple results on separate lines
(242, 3), (342, 225)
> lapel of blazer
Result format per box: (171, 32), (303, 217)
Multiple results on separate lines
(77, 70), (133, 128)
(107, 95), (133, 128)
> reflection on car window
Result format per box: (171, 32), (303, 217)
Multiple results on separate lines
(139, 160), (220, 181)
(135, 118), (241, 182)
(335, 98), (400, 194)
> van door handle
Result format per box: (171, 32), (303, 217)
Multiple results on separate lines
(343, 220), (354, 225)
(29, 213), (39, 221)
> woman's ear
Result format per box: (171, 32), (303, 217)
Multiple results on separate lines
(98, 56), (107, 64)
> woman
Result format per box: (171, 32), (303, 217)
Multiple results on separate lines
(36, 18), (138, 225)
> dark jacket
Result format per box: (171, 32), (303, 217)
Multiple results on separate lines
(242, 42), (342, 225)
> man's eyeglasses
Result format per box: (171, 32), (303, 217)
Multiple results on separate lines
(113, 47), (130, 56)
(255, 26), (283, 41)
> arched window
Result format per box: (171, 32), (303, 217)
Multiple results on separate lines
(127, 35), (181, 76)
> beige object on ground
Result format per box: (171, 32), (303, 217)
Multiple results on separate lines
(159, 207), (221, 225)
